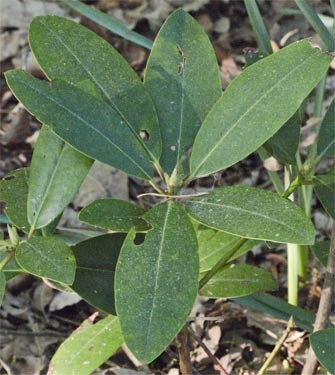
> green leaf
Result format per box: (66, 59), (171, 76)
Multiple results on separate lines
(312, 240), (330, 268)
(79, 199), (150, 232)
(71, 234), (125, 315)
(0, 168), (30, 231)
(28, 126), (92, 230)
(0, 253), (25, 281)
(16, 237), (76, 285)
(317, 98), (335, 159)
(313, 172), (335, 219)
(185, 186), (315, 245)
(232, 292), (331, 332)
(201, 264), (277, 298)
(310, 328), (335, 374)
(49, 315), (123, 375)
(264, 110), (301, 165)
(144, 9), (221, 176)
(190, 40), (332, 177)
(29, 16), (161, 162)
(5, 70), (155, 180)
(115, 201), (199, 363)
(197, 228), (259, 272)
(63, 0), (153, 49)
(0, 272), (5, 305)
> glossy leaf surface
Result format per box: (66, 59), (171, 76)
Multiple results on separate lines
(310, 328), (335, 374)
(317, 98), (335, 159)
(28, 126), (92, 229)
(29, 16), (161, 160)
(312, 240), (330, 268)
(201, 264), (276, 298)
(0, 168), (29, 231)
(190, 40), (332, 177)
(313, 172), (335, 219)
(49, 315), (123, 375)
(5, 70), (155, 180)
(115, 202), (199, 363)
(79, 199), (149, 232)
(144, 9), (221, 175)
(72, 234), (125, 314)
(0, 272), (5, 305)
(197, 228), (259, 272)
(186, 186), (315, 244)
(16, 237), (76, 285)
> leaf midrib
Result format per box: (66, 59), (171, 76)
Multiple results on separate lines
(191, 49), (319, 176)
(38, 19), (157, 164)
(19, 76), (152, 180)
(143, 202), (172, 356)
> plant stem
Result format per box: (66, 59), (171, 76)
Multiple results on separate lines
(257, 317), (294, 375)
(199, 237), (248, 289)
(176, 326), (192, 375)
(244, 0), (273, 55)
(314, 73), (327, 118)
(0, 251), (14, 271)
(295, 0), (335, 51)
(301, 223), (335, 375)
(281, 175), (301, 199)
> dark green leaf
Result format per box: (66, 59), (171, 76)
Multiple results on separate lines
(29, 16), (161, 162)
(16, 237), (76, 285)
(28, 126), (92, 230)
(264, 110), (301, 165)
(197, 228), (260, 272)
(317, 98), (335, 159)
(313, 172), (335, 219)
(0, 168), (29, 231)
(310, 328), (335, 374)
(63, 0), (153, 49)
(79, 199), (150, 232)
(202, 264), (276, 298)
(190, 40), (332, 177)
(186, 186), (315, 244)
(232, 292), (332, 332)
(312, 240), (330, 267)
(0, 272), (5, 305)
(72, 234), (125, 314)
(50, 315), (123, 375)
(144, 9), (221, 176)
(5, 70), (155, 180)
(115, 202), (199, 363)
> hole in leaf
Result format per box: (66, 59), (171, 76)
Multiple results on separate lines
(4, 176), (15, 181)
(139, 130), (150, 142)
(134, 233), (145, 245)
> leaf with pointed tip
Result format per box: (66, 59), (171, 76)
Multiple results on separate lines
(115, 202), (199, 363)
(190, 40), (332, 177)
(144, 9), (221, 176)
(29, 16), (161, 161)
(312, 240), (330, 268)
(186, 186), (315, 245)
(5, 70), (155, 180)
(264, 110), (301, 165)
(313, 172), (335, 219)
(0, 168), (30, 232)
(197, 228), (260, 272)
(49, 315), (123, 375)
(310, 328), (335, 374)
(16, 237), (76, 285)
(28, 126), (92, 230)
(0, 272), (5, 305)
(317, 98), (335, 159)
(71, 234), (125, 315)
(201, 264), (277, 298)
(79, 199), (150, 232)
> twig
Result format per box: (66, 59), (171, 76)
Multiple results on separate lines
(257, 317), (294, 375)
(176, 327), (193, 375)
(301, 223), (335, 375)
(186, 323), (229, 375)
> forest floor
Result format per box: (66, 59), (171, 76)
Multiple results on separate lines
(0, 0), (334, 374)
